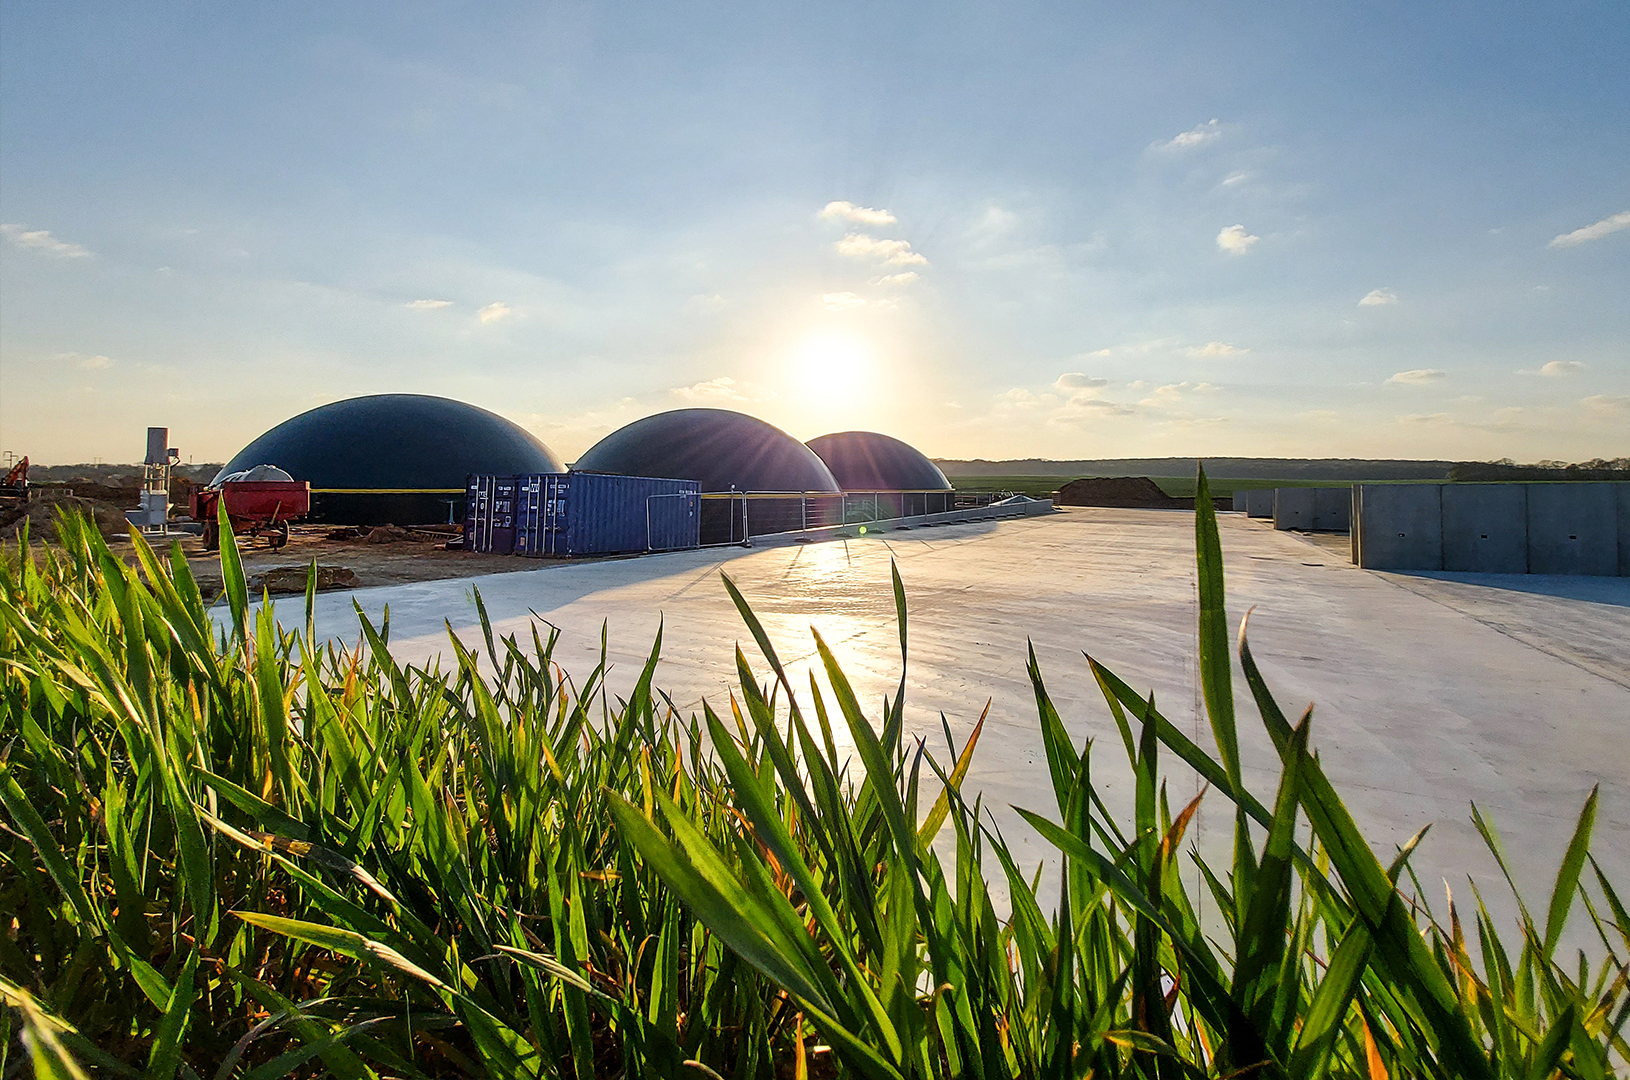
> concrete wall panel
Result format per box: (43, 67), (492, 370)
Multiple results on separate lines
(1274, 487), (1314, 530)
(1527, 483), (1619, 576)
(1232, 491), (1248, 512)
(1443, 484), (1528, 573)
(1356, 484), (1442, 570)
(1351, 487), (1359, 563)
(1619, 483), (1630, 576)
(1312, 487), (1352, 532)
(1245, 489), (1274, 518)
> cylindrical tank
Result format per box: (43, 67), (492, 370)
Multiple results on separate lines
(574, 409), (840, 493)
(805, 431), (951, 491)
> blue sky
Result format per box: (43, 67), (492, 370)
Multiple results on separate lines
(2, 1), (1626, 465)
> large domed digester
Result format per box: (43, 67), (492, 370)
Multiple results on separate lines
(805, 431), (952, 491)
(574, 409), (840, 493)
(216, 394), (565, 524)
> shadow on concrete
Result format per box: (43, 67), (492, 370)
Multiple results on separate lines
(1397, 571), (1630, 608)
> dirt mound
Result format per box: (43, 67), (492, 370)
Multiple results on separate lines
(0, 497), (130, 543)
(1056, 476), (1187, 508)
(248, 565), (360, 594)
(365, 525), (413, 544)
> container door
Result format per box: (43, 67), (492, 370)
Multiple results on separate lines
(647, 491), (701, 551)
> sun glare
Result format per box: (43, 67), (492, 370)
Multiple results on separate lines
(790, 332), (873, 404)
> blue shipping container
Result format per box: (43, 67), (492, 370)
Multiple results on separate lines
(465, 474), (520, 553)
(510, 471), (700, 556)
(513, 474), (568, 556)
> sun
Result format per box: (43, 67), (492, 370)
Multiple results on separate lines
(789, 332), (873, 405)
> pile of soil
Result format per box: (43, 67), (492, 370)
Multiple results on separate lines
(248, 565), (360, 595)
(0, 496), (130, 542)
(1054, 476), (1230, 511)
(1056, 476), (1189, 508)
(365, 525), (413, 544)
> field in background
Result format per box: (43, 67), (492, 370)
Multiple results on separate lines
(946, 474), (1341, 499)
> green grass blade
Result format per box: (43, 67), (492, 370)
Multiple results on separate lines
(1544, 784), (1598, 958)
(216, 498), (248, 642)
(1193, 463), (1241, 791)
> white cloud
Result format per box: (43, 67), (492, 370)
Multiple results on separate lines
(477, 301), (511, 323)
(1583, 394), (1630, 413)
(1058, 398), (1136, 418)
(822, 292), (868, 311)
(871, 271), (919, 287)
(1549, 210), (1630, 248)
(835, 233), (928, 266)
(407, 298), (453, 310)
(820, 201), (897, 226)
(1184, 341), (1245, 358)
(79, 354), (113, 370)
(1054, 372), (1108, 391)
(1539, 360), (1585, 376)
(1216, 224), (1259, 255)
(1140, 381), (1221, 407)
(1221, 171), (1250, 186)
(1359, 288), (1398, 306)
(671, 376), (748, 403)
(1387, 368), (1447, 385)
(1, 223), (91, 257)
(1162, 118), (1221, 150)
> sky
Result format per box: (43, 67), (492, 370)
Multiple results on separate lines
(1, 1), (1627, 466)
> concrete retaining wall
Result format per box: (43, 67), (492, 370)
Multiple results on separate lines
(1621, 483), (1630, 577)
(1313, 487), (1352, 532)
(1245, 489), (1274, 518)
(1273, 487), (1314, 530)
(1232, 491), (1248, 512)
(1527, 483), (1619, 576)
(1355, 482), (1625, 575)
(1355, 484), (1443, 570)
(1274, 486), (1351, 531)
(1442, 484), (1527, 573)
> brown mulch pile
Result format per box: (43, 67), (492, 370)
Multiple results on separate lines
(0, 496), (131, 542)
(248, 565), (361, 594)
(1056, 476), (1191, 507)
(364, 525), (413, 544)
(1054, 476), (1232, 511)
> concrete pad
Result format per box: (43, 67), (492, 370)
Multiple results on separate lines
(252, 508), (1630, 944)
(1443, 484), (1528, 573)
(1356, 484), (1443, 570)
(1527, 483), (1619, 576)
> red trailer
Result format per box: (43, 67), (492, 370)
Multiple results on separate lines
(193, 481), (310, 550)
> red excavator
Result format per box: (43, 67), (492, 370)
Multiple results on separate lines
(0, 457), (28, 512)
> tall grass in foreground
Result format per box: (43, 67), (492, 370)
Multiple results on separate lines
(0, 474), (1625, 1078)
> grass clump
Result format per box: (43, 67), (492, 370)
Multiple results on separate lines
(1, 474), (1626, 1078)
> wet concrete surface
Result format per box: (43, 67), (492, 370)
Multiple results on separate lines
(253, 507), (1630, 940)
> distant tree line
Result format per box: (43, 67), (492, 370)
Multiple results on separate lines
(1447, 457), (1630, 481)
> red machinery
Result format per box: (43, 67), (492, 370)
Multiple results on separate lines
(0, 456), (27, 512)
(193, 481), (310, 550)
